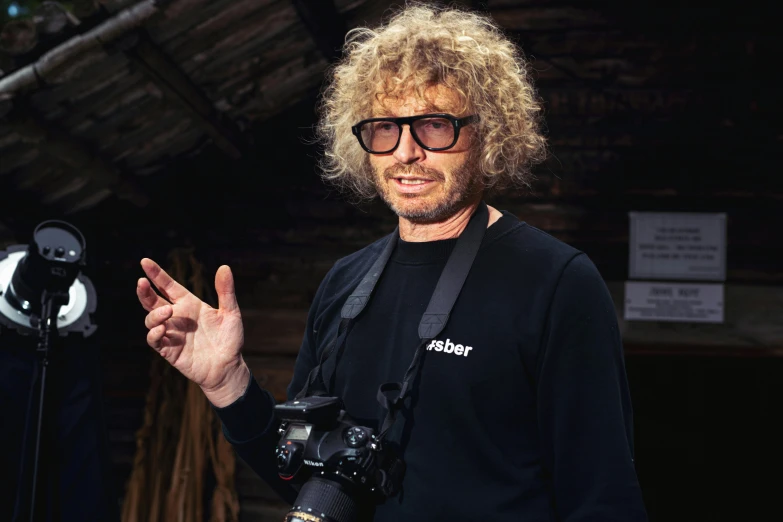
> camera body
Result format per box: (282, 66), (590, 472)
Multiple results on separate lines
(274, 396), (404, 521)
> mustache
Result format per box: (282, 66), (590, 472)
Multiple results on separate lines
(383, 163), (445, 182)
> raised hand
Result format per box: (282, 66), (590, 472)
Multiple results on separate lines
(137, 258), (249, 407)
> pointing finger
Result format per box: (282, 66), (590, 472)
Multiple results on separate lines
(140, 258), (190, 302)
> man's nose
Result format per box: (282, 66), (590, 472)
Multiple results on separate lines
(392, 125), (425, 164)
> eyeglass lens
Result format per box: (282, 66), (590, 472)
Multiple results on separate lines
(360, 117), (456, 152)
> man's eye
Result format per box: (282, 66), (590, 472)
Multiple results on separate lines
(420, 119), (450, 131)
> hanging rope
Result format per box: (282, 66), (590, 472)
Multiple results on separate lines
(122, 248), (239, 522)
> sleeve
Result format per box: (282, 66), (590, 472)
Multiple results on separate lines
(212, 268), (335, 505)
(212, 374), (296, 504)
(536, 253), (648, 521)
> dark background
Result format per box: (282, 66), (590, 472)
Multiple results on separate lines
(1, 0), (781, 520)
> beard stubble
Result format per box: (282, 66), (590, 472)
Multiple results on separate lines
(373, 153), (483, 224)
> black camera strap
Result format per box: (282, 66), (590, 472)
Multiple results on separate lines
(375, 202), (488, 442)
(296, 202), (489, 444)
(295, 223), (400, 400)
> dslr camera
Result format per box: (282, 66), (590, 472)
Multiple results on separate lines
(274, 396), (405, 522)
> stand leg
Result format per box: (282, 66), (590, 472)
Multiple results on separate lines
(28, 357), (47, 522)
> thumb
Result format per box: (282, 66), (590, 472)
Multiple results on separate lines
(215, 265), (239, 312)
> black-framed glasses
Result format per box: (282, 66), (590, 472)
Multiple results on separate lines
(351, 113), (479, 154)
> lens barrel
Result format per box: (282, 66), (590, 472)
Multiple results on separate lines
(284, 477), (360, 522)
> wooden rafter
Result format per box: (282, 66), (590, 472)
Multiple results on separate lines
(122, 31), (247, 160)
(0, 0), (248, 161)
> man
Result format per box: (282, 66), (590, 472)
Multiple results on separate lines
(137, 5), (647, 521)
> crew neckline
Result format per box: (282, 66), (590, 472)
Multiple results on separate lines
(392, 211), (520, 264)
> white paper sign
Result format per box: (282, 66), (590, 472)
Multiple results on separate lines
(624, 281), (724, 323)
(629, 212), (726, 281)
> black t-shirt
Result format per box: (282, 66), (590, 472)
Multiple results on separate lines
(215, 211), (648, 521)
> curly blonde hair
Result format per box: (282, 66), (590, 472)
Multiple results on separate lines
(315, 3), (547, 200)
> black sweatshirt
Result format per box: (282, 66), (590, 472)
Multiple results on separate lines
(215, 211), (648, 521)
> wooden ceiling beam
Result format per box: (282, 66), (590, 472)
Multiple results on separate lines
(290, 0), (347, 63)
(122, 31), (247, 160)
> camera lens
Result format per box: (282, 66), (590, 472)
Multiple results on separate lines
(285, 477), (359, 522)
